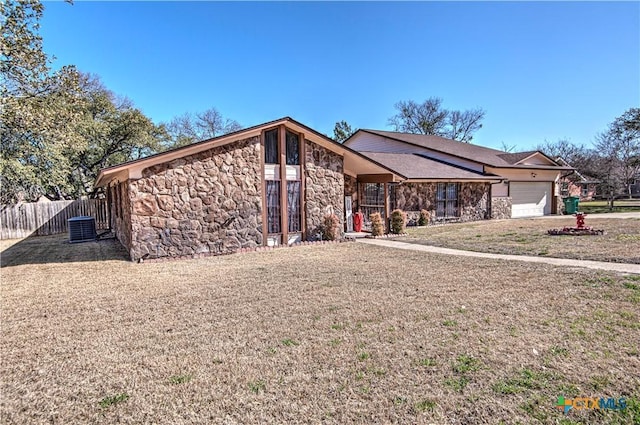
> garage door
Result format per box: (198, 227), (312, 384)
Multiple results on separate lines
(510, 182), (551, 218)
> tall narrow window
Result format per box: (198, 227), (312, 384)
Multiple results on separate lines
(266, 180), (281, 233)
(265, 129), (279, 164)
(263, 126), (303, 242)
(361, 183), (385, 226)
(436, 183), (458, 218)
(363, 183), (384, 206)
(285, 130), (301, 233)
(287, 181), (301, 232)
(286, 131), (300, 165)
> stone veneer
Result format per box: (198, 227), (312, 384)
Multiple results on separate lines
(459, 182), (490, 221)
(490, 196), (512, 219)
(392, 182), (437, 211)
(305, 140), (344, 239)
(391, 182), (490, 222)
(344, 174), (358, 207)
(123, 137), (262, 261)
(555, 196), (564, 215)
(110, 181), (133, 253)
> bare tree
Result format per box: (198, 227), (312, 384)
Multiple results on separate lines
(500, 142), (516, 153)
(448, 109), (485, 143)
(594, 108), (640, 207)
(387, 98), (485, 143)
(536, 139), (589, 165)
(164, 107), (242, 148)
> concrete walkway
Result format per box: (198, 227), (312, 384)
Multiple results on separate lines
(358, 238), (640, 274)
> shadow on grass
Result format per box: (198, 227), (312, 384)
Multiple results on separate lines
(0, 234), (130, 268)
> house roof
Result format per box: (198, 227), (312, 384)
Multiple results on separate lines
(497, 151), (538, 165)
(95, 117), (404, 187)
(361, 152), (502, 181)
(353, 130), (569, 170)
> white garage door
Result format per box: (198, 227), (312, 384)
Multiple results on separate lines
(510, 182), (551, 218)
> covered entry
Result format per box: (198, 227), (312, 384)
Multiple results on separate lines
(510, 182), (551, 218)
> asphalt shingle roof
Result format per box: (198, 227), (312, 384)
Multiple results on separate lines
(497, 151), (539, 165)
(360, 130), (543, 168)
(361, 152), (501, 180)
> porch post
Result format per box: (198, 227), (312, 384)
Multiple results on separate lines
(384, 182), (390, 234)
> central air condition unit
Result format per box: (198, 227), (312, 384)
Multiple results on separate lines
(68, 216), (97, 243)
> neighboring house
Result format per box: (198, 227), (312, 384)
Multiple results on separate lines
(631, 175), (640, 198)
(95, 117), (570, 261)
(554, 157), (599, 201)
(343, 130), (571, 220)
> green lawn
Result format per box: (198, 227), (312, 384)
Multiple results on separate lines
(578, 200), (640, 214)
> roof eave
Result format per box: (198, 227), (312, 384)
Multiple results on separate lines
(403, 177), (503, 182)
(490, 165), (573, 171)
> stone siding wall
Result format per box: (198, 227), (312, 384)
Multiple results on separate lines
(459, 182), (490, 221)
(110, 182), (133, 254)
(555, 196), (564, 215)
(392, 183), (436, 211)
(490, 196), (512, 219)
(305, 140), (344, 239)
(392, 182), (489, 222)
(126, 137), (262, 261)
(344, 174), (358, 210)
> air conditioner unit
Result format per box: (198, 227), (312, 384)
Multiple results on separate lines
(68, 216), (96, 243)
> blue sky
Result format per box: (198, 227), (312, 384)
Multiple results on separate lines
(41, 1), (639, 151)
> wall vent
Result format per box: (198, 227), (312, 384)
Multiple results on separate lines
(68, 216), (96, 243)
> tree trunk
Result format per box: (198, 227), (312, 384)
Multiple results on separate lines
(608, 191), (615, 210)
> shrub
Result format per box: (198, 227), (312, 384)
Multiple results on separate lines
(321, 213), (340, 241)
(390, 209), (406, 234)
(370, 212), (384, 236)
(418, 209), (431, 226)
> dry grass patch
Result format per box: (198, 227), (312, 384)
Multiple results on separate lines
(1, 237), (639, 424)
(400, 217), (640, 263)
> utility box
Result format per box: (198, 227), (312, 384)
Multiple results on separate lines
(68, 216), (96, 243)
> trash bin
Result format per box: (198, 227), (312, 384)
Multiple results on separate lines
(563, 196), (580, 214)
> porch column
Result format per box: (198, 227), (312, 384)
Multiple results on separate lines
(384, 182), (390, 234)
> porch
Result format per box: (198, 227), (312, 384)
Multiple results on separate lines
(343, 175), (483, 234)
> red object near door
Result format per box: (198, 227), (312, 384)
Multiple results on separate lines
(353, 212), (364, 232)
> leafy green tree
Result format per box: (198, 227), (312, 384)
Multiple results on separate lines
(333, 120), (355, 143)
(1, 0), (48, 97)
(163, 108), (242, 148)
(1, 0), (85, 202)
(388, 98), (485, 143)
(1, 0), (164, 202)
(69, 73), (166, 196)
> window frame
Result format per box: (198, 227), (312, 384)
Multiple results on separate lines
(436, 182), (459, 218)
(264, 128), (279, 165)
(262, 125), (304, 242)
(266, 180), (281, 234)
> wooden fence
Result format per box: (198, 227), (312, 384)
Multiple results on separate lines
(0, 199), (109, 239)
